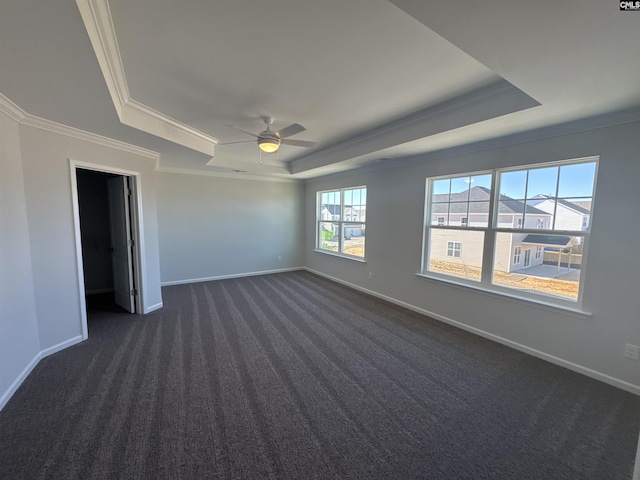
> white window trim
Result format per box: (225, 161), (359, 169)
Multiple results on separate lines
(422, 157), (598, 309)
(316, 186), (366, 260)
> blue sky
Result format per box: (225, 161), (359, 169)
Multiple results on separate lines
(433, 162), (596, 200)
(321, 187), (367, 206)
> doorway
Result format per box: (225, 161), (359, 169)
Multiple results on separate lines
(71, 163), (144, 338)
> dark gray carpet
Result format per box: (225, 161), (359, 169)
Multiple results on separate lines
(1, 271), (638, 479)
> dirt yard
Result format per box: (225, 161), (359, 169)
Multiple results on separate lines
(320, 243), (577, 300)
(344, 246), (364, 256)
(429, 260), (578, 299)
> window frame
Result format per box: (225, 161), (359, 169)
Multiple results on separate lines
(421, 157), (598, 309)
(316, 186), (367, 261)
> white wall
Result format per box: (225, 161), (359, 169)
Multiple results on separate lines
(0, 111), (41, 408)
(157, 172), (305, 284)
(305, 121), (640, 392)
(18, 125), (163, 351)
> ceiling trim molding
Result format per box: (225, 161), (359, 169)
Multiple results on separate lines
(75, 0), (219, 156)
(289, 80), (540, 174)
(156, 166), (301, 184)
(304, 106), (640, 184)
(0, 94), (27, 122)
(23, 115), (161, 161)
(0, 92), (160, 161)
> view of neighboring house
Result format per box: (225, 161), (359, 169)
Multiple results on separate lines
(430, 186), (585, 274)
(529, 195), (591, 242)
(320, 204), (366, 238)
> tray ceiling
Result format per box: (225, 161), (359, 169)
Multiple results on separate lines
(1, 1), (638, 179)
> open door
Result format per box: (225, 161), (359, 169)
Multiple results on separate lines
(107, 176), (135, 312)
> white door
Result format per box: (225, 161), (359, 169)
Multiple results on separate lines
(524, 249), (531, 267)
(107, 176), (135, 312)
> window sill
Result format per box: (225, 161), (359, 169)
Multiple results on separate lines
(415, 273), (591, 319)
(314, 249), (366, 263)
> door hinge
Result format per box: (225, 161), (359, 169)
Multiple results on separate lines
(131, 289), (137, 296)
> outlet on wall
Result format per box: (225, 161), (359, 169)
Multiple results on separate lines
(277, 256), (281, 261)
(624, 343), (639, 360)
(368, 272), (373, 280)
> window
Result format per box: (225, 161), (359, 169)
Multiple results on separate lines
(422, 158), (597, 305)
(317, 186), (366, 259)
(447, 241), (462, 258)
(513, 246), (522, 264)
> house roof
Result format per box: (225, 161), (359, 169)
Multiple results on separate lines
(432, 186), (549, 216)
(322, 204), (359, 215)
(322, 205), (341, 216)
(532, 195), (591, 215)
(572, 201), (592, 212)
(521, 234), (577, 248)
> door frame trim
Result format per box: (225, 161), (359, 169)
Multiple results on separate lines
(70, 160), (146, 340)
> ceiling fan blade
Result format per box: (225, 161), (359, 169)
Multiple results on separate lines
(280, 139), (318, 148)
(218, 140), (255, 146)
(225, 125), (259, 138)
(275, 123), (305, 139)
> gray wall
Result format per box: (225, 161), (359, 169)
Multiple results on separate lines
(157, 172), (305, 284)
(305, 121), (640, 390)
(0, 111), (40, 405)
(16, 124), (163, 350)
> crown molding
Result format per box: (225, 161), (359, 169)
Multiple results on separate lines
(156, 166), (301, 184)
(0, 94), (27, 122)
(23, 115), (161, 161)
(0, 92), (160, 161)
(289, 79), (540, 174)
(304, 106), (640, 184)
(75, 0), (218, 156)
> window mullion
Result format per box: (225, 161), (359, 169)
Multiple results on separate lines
(552, 167), (561, 229)
(481, 172), (499, 287)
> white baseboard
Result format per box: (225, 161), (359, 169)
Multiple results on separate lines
(0, 335), (84, 412)
(0, 352), (41, 411)
(161, 266), (304, 287)
(144, 302), (163, 314)
(304, 268), (640, 396)
(40, 335), (84, 358)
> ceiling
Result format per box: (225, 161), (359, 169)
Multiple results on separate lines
(1, 1), (639, 180)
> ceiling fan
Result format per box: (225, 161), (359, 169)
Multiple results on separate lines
(220, 116), (317, 162)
